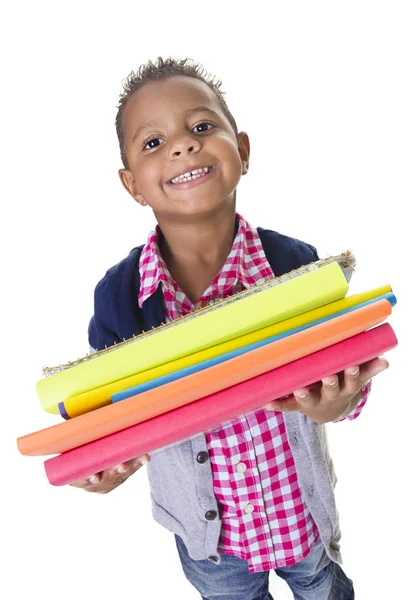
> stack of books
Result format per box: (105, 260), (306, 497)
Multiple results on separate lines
(17, 253), (398, 486)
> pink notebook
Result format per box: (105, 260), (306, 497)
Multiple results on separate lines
(44, 323), (397, 486)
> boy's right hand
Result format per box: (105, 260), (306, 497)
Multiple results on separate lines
(69, 454), (150, 494)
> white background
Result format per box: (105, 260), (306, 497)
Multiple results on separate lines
(2, 1), (418, 599)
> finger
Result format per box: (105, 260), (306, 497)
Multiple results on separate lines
(69, 473), (101, 489)
(101, 464), (130, 487)
(341, 366), (362, 396)
(69, 480), (89, 489)
(319, 375), (341, 403)
(359, 357), (389, 383)
(110, 455), (150, 479)
(265, 397), (300, 412)
(129, 454), (151, 470)
(292, 387), (319, 409)
(100, 457), (148, 486)
(76, 456), (151, 494)
(113, 463), (129, 475)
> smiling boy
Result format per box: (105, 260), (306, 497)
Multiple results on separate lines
(71, 57), (388, 600)
(117, 70), (250, 304)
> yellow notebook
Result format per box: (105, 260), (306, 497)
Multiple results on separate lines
(37, 258), (349, 414)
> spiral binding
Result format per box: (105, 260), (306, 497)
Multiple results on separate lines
(42, 251), (355, 377)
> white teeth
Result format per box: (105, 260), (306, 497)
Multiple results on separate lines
(170, 166), (211, 184)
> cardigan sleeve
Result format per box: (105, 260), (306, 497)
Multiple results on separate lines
(87, 245), (145, 352)
(88, 274), (121, 351)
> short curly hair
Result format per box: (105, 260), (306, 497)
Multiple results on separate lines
(115, 56), (239, 168)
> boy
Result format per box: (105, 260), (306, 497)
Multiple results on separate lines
(70, 57), (388, 599)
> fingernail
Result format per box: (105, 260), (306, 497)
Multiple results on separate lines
(89, 476), (99, 485)
(116, 465), (127, 474)
(135, 456), (149, 467)
(348, 367), (359, 377)
(294, 391), (309, 399)
(323, 378), (338, 387)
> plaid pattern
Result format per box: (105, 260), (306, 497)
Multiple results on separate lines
(138, 214), (368, 572)
(138, 214), (274, 318)
(206, 409), (320, 571)
(340, 379), (371, 422)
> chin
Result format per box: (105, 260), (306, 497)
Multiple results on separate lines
(184, 199), (232, 216)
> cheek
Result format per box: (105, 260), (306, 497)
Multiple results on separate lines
(226, 149), (244, 187)
(217, 138), (243, 177)
(136, 158), (164, 190)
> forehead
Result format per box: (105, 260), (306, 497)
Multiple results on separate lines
(123, 76), (224, 139)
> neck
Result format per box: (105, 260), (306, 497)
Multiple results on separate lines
(157, 202), (237, 268)
(154, 200), (238, 303)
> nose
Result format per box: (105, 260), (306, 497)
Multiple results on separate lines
(170, 134), (201, 157)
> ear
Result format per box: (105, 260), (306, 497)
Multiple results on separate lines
(237, 132), (250, 175)
(118, 169), (147, 205)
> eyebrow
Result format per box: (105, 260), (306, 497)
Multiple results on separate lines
(131, 106), (220, 143)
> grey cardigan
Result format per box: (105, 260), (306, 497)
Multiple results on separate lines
(146, 414), (342, 566)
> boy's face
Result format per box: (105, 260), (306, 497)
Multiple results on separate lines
(119, 76), (249, 221)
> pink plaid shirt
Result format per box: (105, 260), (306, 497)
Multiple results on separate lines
(138, 214), (369, 573)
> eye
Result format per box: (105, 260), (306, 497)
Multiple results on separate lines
(143, 137), (164, 150)
(192, 122), (215, 133)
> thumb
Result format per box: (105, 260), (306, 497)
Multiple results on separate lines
(361, 357), (389, 382)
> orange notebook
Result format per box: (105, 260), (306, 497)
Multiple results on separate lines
(17, 299), (391, 457)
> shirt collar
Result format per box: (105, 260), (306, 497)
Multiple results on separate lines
(138, 213), (272, 308)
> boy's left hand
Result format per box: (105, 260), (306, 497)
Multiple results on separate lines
(265, 356), (389, 424)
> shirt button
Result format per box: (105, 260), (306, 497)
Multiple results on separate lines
(244, 504), (255, 514)
(196, 451), (209, 464)
(236, 462), (247, 473)
(205, 510), (218, 521)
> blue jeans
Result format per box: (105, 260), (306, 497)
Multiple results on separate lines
(175, 535), (354, 600)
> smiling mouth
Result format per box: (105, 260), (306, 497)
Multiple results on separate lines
(168, 165), (215, 185)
